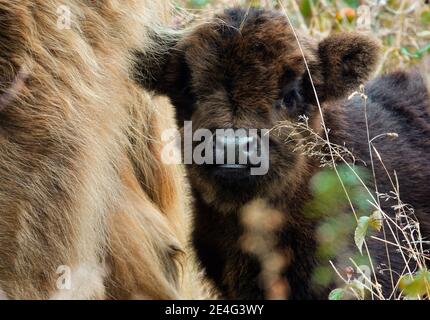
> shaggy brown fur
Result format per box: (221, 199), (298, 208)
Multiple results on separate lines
(136, 7), (430, 299)
(0, 0), (200, 300)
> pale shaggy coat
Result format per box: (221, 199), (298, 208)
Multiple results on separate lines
(0, 0), (198, 299)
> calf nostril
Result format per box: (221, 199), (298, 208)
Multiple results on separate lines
(237, 136), (254, 147)
(212, 131), (262, 166)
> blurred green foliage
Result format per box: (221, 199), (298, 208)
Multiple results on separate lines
(306, 165), (374, 292)
(189, 0), (211, 8)
(399, 269), (430, 299)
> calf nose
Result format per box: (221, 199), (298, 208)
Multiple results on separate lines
(215, 133), (259, 167)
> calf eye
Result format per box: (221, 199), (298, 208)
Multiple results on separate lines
(279, 89), (299, 110)
(283, 90), (297, 107)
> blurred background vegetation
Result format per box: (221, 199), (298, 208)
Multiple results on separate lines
(170, 0), (430, 73)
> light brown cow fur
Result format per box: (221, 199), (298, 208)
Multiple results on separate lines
(0, 0), (198, 299)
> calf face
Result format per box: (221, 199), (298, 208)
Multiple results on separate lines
(136, 8), (380, 210)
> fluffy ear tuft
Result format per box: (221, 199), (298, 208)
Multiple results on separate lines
(134, 29), (194, 121)
(133, 29), (182, 94)
(318, 32), (381, 100)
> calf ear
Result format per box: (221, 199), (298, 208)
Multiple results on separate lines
(134, 29), (194, 120)
(134, 29), (181, 93)
(317, 33), (380, 101)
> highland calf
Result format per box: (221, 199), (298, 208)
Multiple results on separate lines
(137, 7), (430, 299)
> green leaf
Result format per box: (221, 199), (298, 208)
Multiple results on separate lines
(354, 211), (382, 254)
(248, 0), (262, 8)
(342, 0), (359, 9)
(354, 216), (370, 254)
(310, 170), (339, 195)
(189, 0), (209, 8)
(399, 269), (430, 298)
(300, 0), (314, 19)
(386, 35), (394, 46)
(421, 11), (430, 25)
(401, 44), (430, 59)
(369, 210), (382, 231)
(350, 279), (366, 299)
(329, 288), (345, 300)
